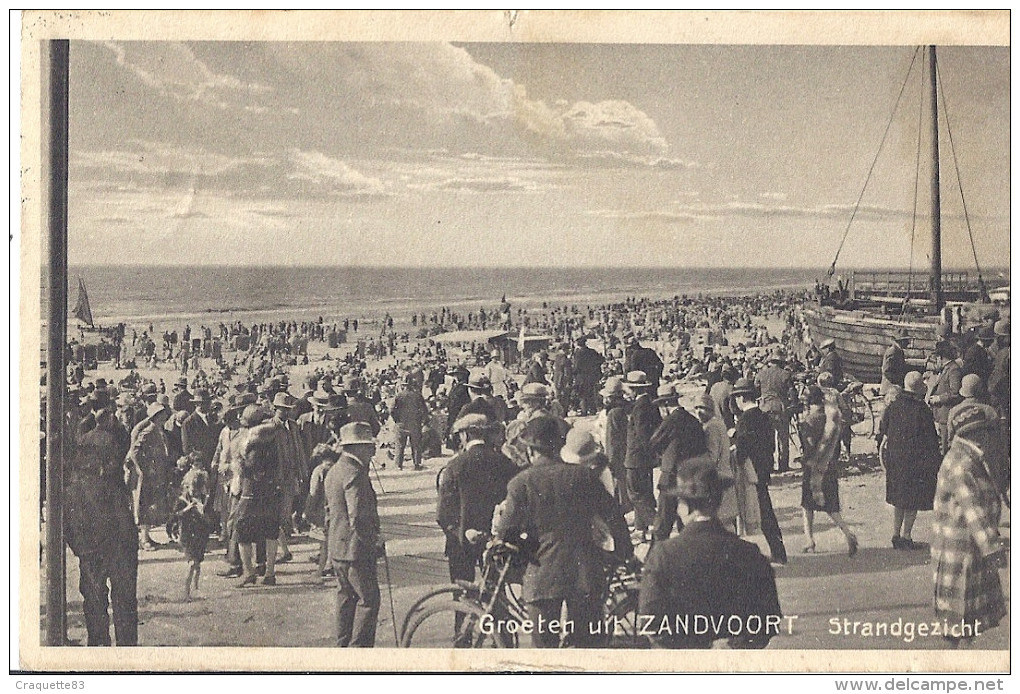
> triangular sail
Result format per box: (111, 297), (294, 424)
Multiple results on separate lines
(73, 277), (94, 327)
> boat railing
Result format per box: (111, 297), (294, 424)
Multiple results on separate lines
(850, 270), (973, 297)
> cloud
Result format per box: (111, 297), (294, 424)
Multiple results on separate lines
(272, 43), (672, 161)
(571, 150), (697, 170)
(103, 42), (272, 111)
(587, 200), (922, 224)
(169, 210), (209, 220)
(411, 176), (543, 194)
(285, 150), (388, 197)
(72, 141), (276, 180)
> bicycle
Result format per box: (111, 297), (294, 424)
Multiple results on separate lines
(841, 381), (880, 439)
(399, 535), (646, 648)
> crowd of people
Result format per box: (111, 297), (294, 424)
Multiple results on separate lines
(51, 289), (1010, 650)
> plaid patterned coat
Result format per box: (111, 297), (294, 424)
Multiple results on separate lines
(931, 437), (1006, 629)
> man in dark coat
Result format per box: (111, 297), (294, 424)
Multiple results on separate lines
(326, 421), (382, 647)
(639, 458), (782, 649)
(755, 353), (795, 473)
(65, 405), (139, 646)
(390, 374), (429, 470)
(962, 327), (993, 383)
(572, 336), (605, 416)
(649, 384), (708, 542)
(171, 377), (194, 414)
(445, 367), (471, 449)
(437, 413), (518, 583)
(493, 416), (632, 648)
(342, 376), (381, 437)
(551, 344), (573, 414)
(818, 338), (843, 386)
(623, 370), (662, 540)
(625, 335), (664, 391)
(182, 388), (222, 468)
(882, 331), (911, 395)
(732, 378), (788, 565)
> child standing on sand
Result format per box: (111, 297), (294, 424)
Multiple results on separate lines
(173, 462), (215, 599)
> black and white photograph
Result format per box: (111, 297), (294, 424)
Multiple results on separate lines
(15, 10), (1010, 675)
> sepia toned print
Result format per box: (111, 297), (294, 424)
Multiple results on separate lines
(18, 11), (1009, 673)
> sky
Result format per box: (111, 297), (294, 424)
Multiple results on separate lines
(68, 41), (1009, 269)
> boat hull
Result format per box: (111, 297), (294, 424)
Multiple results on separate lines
(802, 304), (938, 383)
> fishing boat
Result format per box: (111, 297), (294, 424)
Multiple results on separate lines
(802, 46), (1006, 383)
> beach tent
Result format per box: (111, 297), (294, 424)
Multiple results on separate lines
(492, 333), (554, 366)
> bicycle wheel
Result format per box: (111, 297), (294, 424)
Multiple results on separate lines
(849, 394), (875, 438)
(401, 599), (512, 648)
(399, 584), (472, 644)
(605, 589), (650, 649)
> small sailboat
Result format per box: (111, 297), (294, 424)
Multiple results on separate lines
(72, 276), (94, 328)
(802, 46), (1006, 383)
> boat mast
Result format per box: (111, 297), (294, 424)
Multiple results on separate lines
(928, 45), (944, 312)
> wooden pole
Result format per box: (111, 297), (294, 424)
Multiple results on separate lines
(44, 38), (70, 647)
(929, 45), (944, 313)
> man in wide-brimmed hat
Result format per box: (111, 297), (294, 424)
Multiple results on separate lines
(597, 375), (632, 516)
(649, 383), (708, 542)
(212, 392), (254, 577)
(624, 334), (664, 392)
(502, 383), (563, 468)
(298, 389), (342, 460)
(437, 413), (518, 586)
(639, 457), (781, 649)
(882, 329), (912, 395)
(182, 388), (221, 469)
(818, 338), (843, 386)
(493, 416), (632, 648)
(390, 372), (429, 471)
(172, 376), (194, 414)
(456, 369), (508, 429)
(962, 326), (994, 383)
(623, 370), (661, 542)
(65, 391), (140, 646)
(343, 374), (381, 438)
(755, 350), (795, 473)
(325, 421), (382, 647)
(572, 335), (605, 416)
(731, 377), (787, 565)
(269, 391), (307, 565)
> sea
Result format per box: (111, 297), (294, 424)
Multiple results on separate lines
(64, 266), (825, 331)
(63, 263), (1011, 332)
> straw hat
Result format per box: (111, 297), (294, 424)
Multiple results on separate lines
(146, 401), (170, 418)
(337, 421), (375, 447)
(560, 427), (601, 465)
(466, 371), (493, 392)
(272, 392), (297, 409)
(624, 370), (651, 389)
(515, 382), (550, 404)
(820, 338), (836, 349)
(994, 319), (1010, 337)
(240, 405), (269, 428)
(653, 383), (679, 405)
(451, 413), (490, 435)
(893, 329), (911, 344)
(731, 377), (757, 398)
(599, 376), (626, 398)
